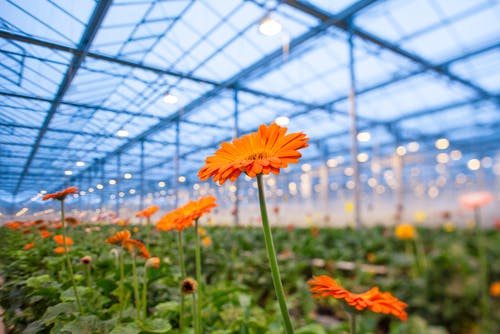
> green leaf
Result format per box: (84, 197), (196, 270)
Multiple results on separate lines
(295, 324), (327, 334)
(109, 323), (142, 334)
(154, 301), (179, 314)
(40, 302), (77, 325)
(26, 274), (52, 289)
(138, 318), (172, 333)
(60, 315), (104, 334)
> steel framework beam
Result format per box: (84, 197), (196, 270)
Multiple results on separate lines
(283, 0), (494, 100)
(13, 0), (113, 195)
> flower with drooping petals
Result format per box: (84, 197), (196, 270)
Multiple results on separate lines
(198, 123), (309, 184)
(54, 246), (69, 254)
(459, 191), (493, 210)
(394, 224), (416, 240)
(106, 230), (131, 244)
(136, 205), (160, 218)
(42, 187), (78, 201)
(53, 234), (74, 246)
(23, 242), (35, 250)
(122, 238), (151, 259)
(308, 275), (408, 321)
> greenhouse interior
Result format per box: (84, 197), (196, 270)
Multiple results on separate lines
(0, 0), (499, 333)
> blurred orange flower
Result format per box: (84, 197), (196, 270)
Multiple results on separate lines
(4, 221), (22, 230)
(123, 238), (151, 259)
(23, 242), (35, 250)
(308, 275), (408, 321)
(106, 230), (131, 244)
(490, 281), (500, 297)
(157, 196), (217, 232)
(394, 224), (416, 240)
(42, 187), (79, 201)
(459, 191), (493, 210)
(53, 235), (74, 246)
(136, 205), (160, 218)
(54, 246), (68, 254)
(202, 236), (212, 247)
(198, 123), (309, 184)
(146, 257), (160, 268)
(40, 231), (53, 239)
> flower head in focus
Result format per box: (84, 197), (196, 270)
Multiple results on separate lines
(42, 187), (78, 201)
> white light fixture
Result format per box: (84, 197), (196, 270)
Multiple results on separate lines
(158, 181), (166, 188)
(435, 138), (449, 150)
(396, 146), (406, 156)
(450, 150), (462, 160)
(64, 170), (73, 175)
(129, 189), (136, 195)
(326, 158), (337, 168)
(301, 163), (311, 172)
(258, 16), (282, 36)
(117, 129), (129, 137)
(407, 141), (419, 152)
(76, 161), (85, 167)
(109, 179), (117, 185)
(123, 173), (132, 179)
(275, 116), (289, 126)
(88, 187), (94, 193)
(178, 176), (186, 183)
(163, 93), (178, 104)
(467, 158), (480, 171)
(357, 132), (371, 142)
(357, 152), (369, 163)
(96, 184), (104, 190)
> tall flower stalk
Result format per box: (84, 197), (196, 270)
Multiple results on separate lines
(194, 219), (202, 334)
(42, 187), (83, 314)
(178, 231), (186, 332)
(198, 123), (309, 333)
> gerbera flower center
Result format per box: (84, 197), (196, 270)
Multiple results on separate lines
(246, 152), (268, 160)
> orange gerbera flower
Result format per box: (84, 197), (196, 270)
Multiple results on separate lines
(106, 230), (131, 244)
(122, 238), (151, 259)
(4, 221), (22, 230)
(23, 242), (35, 250)
(198, 123), (309, 184)
(308, 275), (408, 321)
(136, 205), (160, 218)
(42, 186), (79, 201)
(53, 234), (74, 246)
(40, 231), (53, 239)
(189, 196), (217, 220)
(54, 246), (69, 254)
(156, 208), (191, 232)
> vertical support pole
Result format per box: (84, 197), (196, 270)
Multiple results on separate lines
(88, 169), (93, 213)
(100, 160), (105, 212)
(116, 154), (121, 215)
(140, 140), (145, 211)
(394, 147), (404, 224)
(175, 118), (180, 207)
(348, 20), (362, 229)
(233, 87), (240, 225)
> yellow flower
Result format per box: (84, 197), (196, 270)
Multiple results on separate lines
(202, 236), (212, 247)
(413, 211), (426, 223)
(197, 226), (207, 237)
(395, 224), (416, 240)
(443, 222), (455, 233)
(133, 227), (140, 233)
(345, 202), (354, 213)
(490, 281), (500, 297)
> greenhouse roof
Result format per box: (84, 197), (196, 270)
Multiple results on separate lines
(0, 0), (499, 212)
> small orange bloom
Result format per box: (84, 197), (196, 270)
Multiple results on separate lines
(54, 246), (68, 254)
(106, 230), (131, 244)
(146, 257), (160, 268)
(123, 238), (151, 259)
(198, 123), (309, 184)
(490, 281), (500, 297)
(40, 231), (53, 239)
(308, 275), (408, 321)
(394, 224), (416, 240)
(23, 242), (35, 250)
(65, 217), (79, 226)
(202, 236), (212, 247)
(53, 235), (74, 246)
(4, 221), (23, 230)
(42, 187), (79, 201)
(459, 191), (493, 210)
(136, 205), (160, 218)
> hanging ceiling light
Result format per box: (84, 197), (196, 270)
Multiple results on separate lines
(116, 129), (129, 137)
(163, 93), (178, 104)
(275, 116), (289, 126)
(258, 16), (282, 36)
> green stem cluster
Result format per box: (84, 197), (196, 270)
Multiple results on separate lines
(194, 219), (202, 334)
(60, 200), (83, 315)
(118, 250), (125, 322)
(256, 174), (294, 334)
(474, 208), (490, 329)
(131, 254), (141, 320)
(177, 231), (186, 332)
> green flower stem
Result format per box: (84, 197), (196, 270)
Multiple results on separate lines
(145, 216), (152, 251)
(192, 293), (199, 334)
(84, 265), (91, 288)
(256, 174), (294, 334)
(178, 231), (186, 332)
(131, 254), (141, 321)
(474, 207), (490, 327)
(194, 219), (202, 334)
(142, 265), (149, 320)
(60, 200), (83, 315)
(413, 237), (428, 274)
(349, 312), (357, 334)
(119, 250), (125, 322)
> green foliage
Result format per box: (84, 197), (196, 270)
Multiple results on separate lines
(1, 223), (499, 334)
